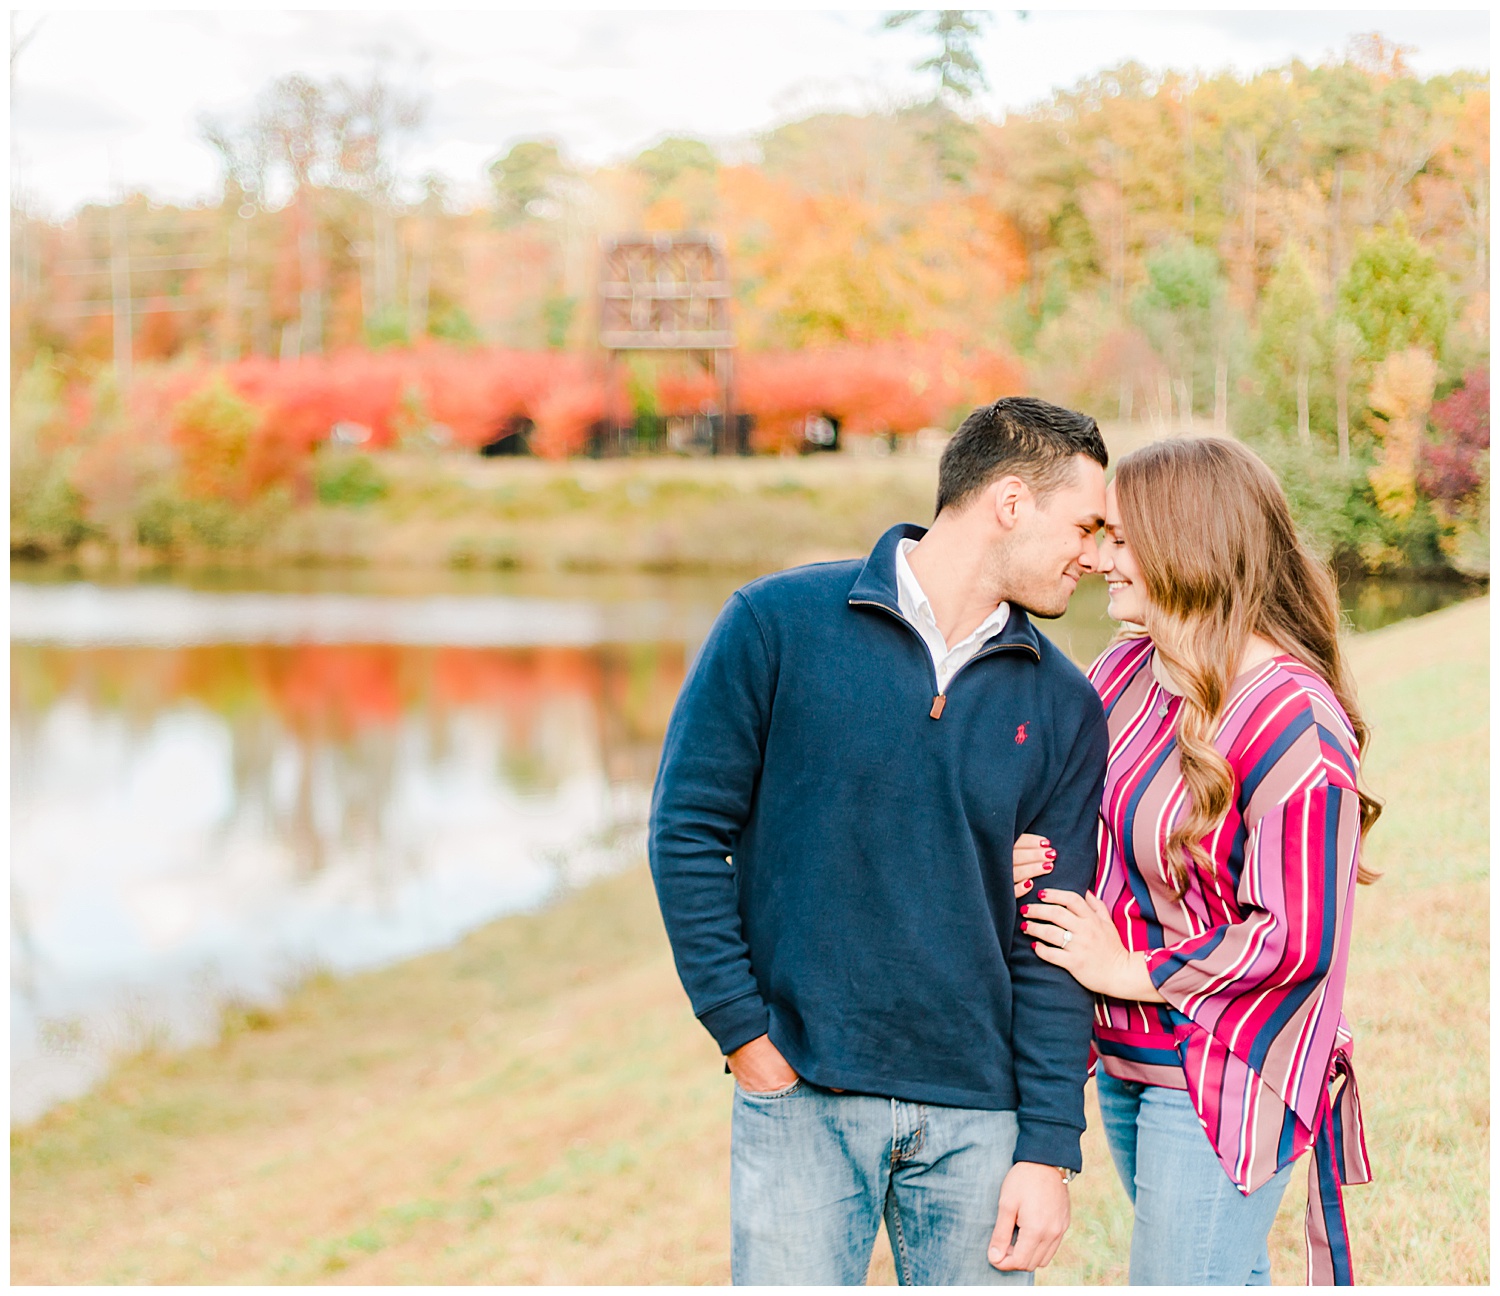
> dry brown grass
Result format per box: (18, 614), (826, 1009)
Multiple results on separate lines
(62, 421), (1172, 578)
(11, 598), (1487, 1284)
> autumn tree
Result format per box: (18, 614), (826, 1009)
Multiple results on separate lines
(490, 140), (570, 226)
(1339, 220), (1450, 361)
(1133, 240), (1228, 428)
(633, 137), (717, 203)
(883, 9), (995, 181)
(883, 10), (992, 104)
(1420, 366), (1489, 577)
(331, 73), (426, 344)
(254, 76), (341, 355)
(1252, 248), (1327, 444)
(487, 141), (582, 348)
(1304, 59), (1380, 303)
(632, 137), (720, 233)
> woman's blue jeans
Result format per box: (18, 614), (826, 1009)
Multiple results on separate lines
(1095, 1068), (1294, 1285)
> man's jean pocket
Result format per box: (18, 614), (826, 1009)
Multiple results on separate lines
(735, 1077), (803, 1100)
(730, 1081), (1033, 1286)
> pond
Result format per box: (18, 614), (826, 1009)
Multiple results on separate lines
(9, 563), (1481, 1122)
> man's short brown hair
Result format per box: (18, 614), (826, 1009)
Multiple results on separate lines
(936, 397), (1108, 516)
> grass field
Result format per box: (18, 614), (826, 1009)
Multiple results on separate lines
(10, 596), (1489, 1285)
(55, 421), (1172, 578)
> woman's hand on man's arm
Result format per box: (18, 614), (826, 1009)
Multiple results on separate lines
(1020, 889), (1166, 1003)
(1011, 832), (1055, 898)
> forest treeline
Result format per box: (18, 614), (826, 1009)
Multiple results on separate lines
(10, 34), (1489, 575)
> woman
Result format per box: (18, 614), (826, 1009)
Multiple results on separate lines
(1012, 437), (1378, 1285)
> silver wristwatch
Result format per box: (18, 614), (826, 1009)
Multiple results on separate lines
(1055, 1165), (1078, 1184)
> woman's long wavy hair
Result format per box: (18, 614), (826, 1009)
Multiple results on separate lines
(1113, 437), (1381, 895)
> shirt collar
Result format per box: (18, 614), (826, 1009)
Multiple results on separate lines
(848, 523), (1042, 661)
(896, 537), (1009, 647)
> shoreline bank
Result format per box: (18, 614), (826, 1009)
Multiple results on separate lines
(20, 421), (1475, 582)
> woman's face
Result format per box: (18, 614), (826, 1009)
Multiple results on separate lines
(1098, 481), (1150, 624)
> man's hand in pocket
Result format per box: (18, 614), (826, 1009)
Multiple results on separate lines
(728, 1034), (799, 1093)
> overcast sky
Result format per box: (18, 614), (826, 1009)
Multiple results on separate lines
(9, 7), (1491, 216)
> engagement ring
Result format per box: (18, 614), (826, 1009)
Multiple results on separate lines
(1061, 931), (1073, 948)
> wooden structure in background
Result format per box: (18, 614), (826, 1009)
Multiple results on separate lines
(598, 233), (742, 455)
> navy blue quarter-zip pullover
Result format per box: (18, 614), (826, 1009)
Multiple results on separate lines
(648, 523), (1108, 1169)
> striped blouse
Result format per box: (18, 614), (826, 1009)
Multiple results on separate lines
(1087, 636), (1372, 1285)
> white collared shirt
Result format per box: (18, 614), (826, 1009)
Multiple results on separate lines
(895, 538), (1010, 694)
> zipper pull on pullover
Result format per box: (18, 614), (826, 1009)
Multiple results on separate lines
(929, 694), (946, 720)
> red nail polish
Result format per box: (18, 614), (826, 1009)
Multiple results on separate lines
(1042, 863), (1053, 873)
(1023, 879), (1033, 891)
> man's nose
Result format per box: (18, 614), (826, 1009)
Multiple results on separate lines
(1078, 534), (1101, 572)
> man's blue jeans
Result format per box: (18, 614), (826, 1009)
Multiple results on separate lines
(1095, 1068), (1294, 1285)
(730, 1078), (1034, 1286)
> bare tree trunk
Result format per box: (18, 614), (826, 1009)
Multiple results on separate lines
(1115, 198), (1126, 309)
(254, 295), (273, 358)
(296, 191), (321, 354)
(1025, 230), (1043, 318)
(407, 195), (438, 342)
(109, 202), (133, 387)
(407, 224), (430, 342)
(223, 210), (248, 362)
(1174, 376), (1193, 433)
(1215, 351), (1228, 434)
(1182, 89), (1195, 232)
(1105, 141), (1126, 310)
(1328, 154), (1345, 304)
(372, 200), (397, 318)
(1296, 359), (1311, 445)
(1244, 149), (1258, 304)
(1333, 342), (1352, 467)
(1478, 185), (1489, 293)
(356, 238), (374, 332)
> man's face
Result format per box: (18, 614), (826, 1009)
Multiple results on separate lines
(997, 456), (1107, 619)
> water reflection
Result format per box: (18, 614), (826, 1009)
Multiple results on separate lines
(9, 568), (1480, 1123)
(11, 638), (684, 1122)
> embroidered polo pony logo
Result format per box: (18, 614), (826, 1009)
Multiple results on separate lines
(1015, 722), (1029, 745)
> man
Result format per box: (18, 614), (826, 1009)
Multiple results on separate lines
(649, 398), (1109, 1285)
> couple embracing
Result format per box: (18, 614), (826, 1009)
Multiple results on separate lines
(649, 398), (1376, 1286)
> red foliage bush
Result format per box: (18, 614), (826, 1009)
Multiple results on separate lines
(656, 368), (718, 415)
(226, 352), (405, 457)
(87, 342), (1028, 479)
(739, 341), (1025, 451)
(218, 346), (612, 458)
(1419, 367), (1490, 504)
(531, 373), (612, 459)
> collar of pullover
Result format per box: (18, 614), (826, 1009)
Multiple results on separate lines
(847, 523), (1043, 662)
